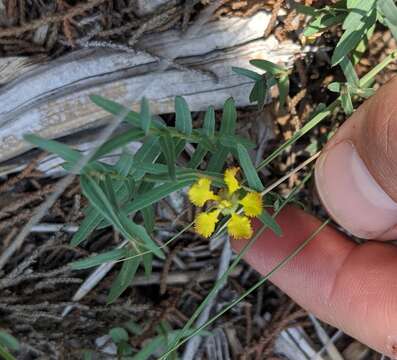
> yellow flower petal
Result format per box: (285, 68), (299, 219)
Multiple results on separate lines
(194, 210), (220, 238)
(224, 167), (240, 195)
(239, 192), (263, 217)
(188, 178), (217, 207)
(227, 214), (253, 240)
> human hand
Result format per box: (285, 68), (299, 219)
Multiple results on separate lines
(232, 76), (397, 358)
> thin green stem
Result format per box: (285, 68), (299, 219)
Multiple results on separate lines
(160, 172), (313, 359)
(160, 217), (330, 358)
(255, 104), (336, 172)
(359, 50), (397, 88)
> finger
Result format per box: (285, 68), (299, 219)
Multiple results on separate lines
(315, 76), (397, 240)
(232, 206), (397, 358)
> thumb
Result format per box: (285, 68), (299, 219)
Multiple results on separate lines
(315, 76), (397, 240)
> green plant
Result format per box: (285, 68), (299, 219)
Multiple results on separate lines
(0, 331), (19, 360)
(23, 0), (397, 357)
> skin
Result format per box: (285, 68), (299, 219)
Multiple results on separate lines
(232, 76), (397, 358)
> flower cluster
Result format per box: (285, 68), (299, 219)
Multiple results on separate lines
(188, 167), (263, 240)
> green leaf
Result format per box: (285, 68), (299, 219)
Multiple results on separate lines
(82, 350), (94, 360)
(175, 96), (192, 136)
(24, 134), (81, 163)
(140, 97), (151, 135)
(341, 85), (354, 115)
(294, 3), (317, 16)
(115, 149), (136, 176)
(237, 144), (264, 192)
(352, 86), (375, 98)
(250, 59), (285, 75)
(342, 0), (376, 30)
(203, 106), (215, 136)
(70, 207), (104, 247)
(219, 135), (255, 150)
(124, 180), (193, 215)
(131, 137), (161, 180)
(119, 212), (164, 259)
(70, 248), (129, 270)
(81, 176), (159, 258)
(159, 133), (176, 180)
(277, 74), (289, 108)
(339, 57), (359, 85)
(328, 82), (341, 93)
(103, 175), (119, 210)
(142, 252), (153, 277)
(332, 8), (377, 66)
(332, 29), (364, 66)
(352, 22), (375, 64)
(379, 0), (397, 40)
(0, 332), (19, 351)
(232, 67), (262, 81)
(72, 148), (179, 247)
(207, 147), (229, 172)
(142, 205), (155, 234)
(93, 129), (145, 159)
(80, 175), (124, 231)
(107, 250), (141, 304)
(258, 211), (282, 236)
(0, 345), (16, 360)
(220, 98), (237, 136)
(90, 95), (163, 129)
(250, 79), (266, 109)
(109, 327), (129, 343)
(188, 146), (207, 169)
(187, 106), (220, 168)
(303, 13), (346, 37)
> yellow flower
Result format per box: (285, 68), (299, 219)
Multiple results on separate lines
(224, 167), (240, 195)
(227, 214), (253, 240)
(188, 178), (218, 207)
(195, 210), (220, 238)
(188, 168), (263, 240)
(239, 192), (262, 217)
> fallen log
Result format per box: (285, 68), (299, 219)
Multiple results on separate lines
(0, 11), (300, 168)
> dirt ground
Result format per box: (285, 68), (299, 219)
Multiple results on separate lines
(0, 0), (396, 359)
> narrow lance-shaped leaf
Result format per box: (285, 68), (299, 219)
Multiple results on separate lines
(232, 67), (262, 81)
(303, 13), (346, 37)
(175, 96), (192, 135)
(159, 133), (176, 180)
(0, 332), (19, 351)
(339, 57), (359, 86)
(341, 85), (354, 115)
(188, 106), (215, 168)
(140, 97), (151, 135)
(0, 345), (16, 360)
(379, 0), (397, 40)
(237, 144), (264, 192)
(119, 211), (164, 259)
(124, 180), (194, 214)
(332, 8), (377, 66)
(277, 74), (289, 109)
(258, 210), (282, 237)
(70, 248), (129, 270)
(250, 59), (285, 75)
(107, 249), (141, 304)
(343, 0), (376, 30)
(220, 98), (237, 135)
(71, 141), (159, 247)
(90, 95), (165, 129)
(24, 134), (81, 164)
(93, 129), (145, 159)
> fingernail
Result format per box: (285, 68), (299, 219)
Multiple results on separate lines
(315, 141), (397, 239)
